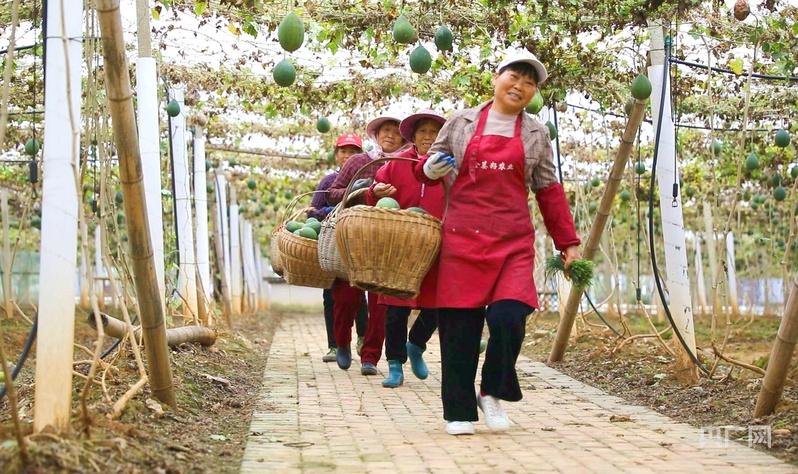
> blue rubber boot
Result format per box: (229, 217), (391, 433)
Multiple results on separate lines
(406, 342), (429, 380)
(381, 360), (404, 388)
(337, 346), (351, 370)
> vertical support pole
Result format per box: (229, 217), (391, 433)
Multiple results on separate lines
(229, 187), (242, 314)
(169, 88), (198, 322)
(34, 0), (82, 432)
(648, 23), (697, 383)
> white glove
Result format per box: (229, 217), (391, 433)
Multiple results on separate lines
(423, 153), (455, 180)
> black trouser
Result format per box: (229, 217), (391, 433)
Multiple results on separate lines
(323, 289), (367, 349)
(384, 306), (438, 362)
(437, 300), (532, 422)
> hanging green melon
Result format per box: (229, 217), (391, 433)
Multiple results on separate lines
(711, 140), (723, 155)
(630, 74), (652, 100)
(791, 166), (798, 179)
(685, 185), (696, 197)
(327, 150), (335, 162)
(620, 189), (631, 202)
(409, 45), (432, 74)
(434, 26), (453, 51)
(229, 157), (239, 166)
(24, 138), (40, 156)
(588, 201), (598, 213)
(206, 183), (214, 194)
(743, 189), (751, 200)
(774, 186), (787, 202)
(525, 90), (544, 115)
(392, 15), (416, 44)
(545, 121), (557, 140)
(775, 129), (791, 148)
(590, 176), (601, 187)
(316, 117), (331, 133)
(247, 178), (257, 190)
(771, 173), (782, 186)
(635, 161), (646, 175)
(205, 159), (213, 171)
(744, 152), (759, 171)
(273, 59), (296, 87)
(278, 12), (305, 52)
(166, 99), (181, 117)
(115, 190), (123, 205)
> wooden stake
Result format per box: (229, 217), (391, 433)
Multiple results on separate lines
(1, 189), (12, 318)
(754, 274), (798, 417)
(549, 97), (647, 363)
(96, 0), (176, 408)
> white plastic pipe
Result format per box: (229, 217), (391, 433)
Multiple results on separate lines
(193, 126), (211, 306)
(216, 173), (232, 294)
(135, 57), (165, 313)
(649, 26), (698, 371)
(169, 88), (198, 321)
(34, 0), (82, 433)
(726, 232), (740, 316)
(229, 190), (242, 314)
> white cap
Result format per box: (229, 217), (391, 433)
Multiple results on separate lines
(497, 51), (548, 84)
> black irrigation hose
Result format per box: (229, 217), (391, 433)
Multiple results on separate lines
(0, 315), (38, 401)
(584, 293), (624, 338)
(648, 37), (711, 377)
(0, 313), (139, 401)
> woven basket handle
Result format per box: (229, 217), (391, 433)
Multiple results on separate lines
(278, 190), (327, 225)
(340, 156), (420, 211)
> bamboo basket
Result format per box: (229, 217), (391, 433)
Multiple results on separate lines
(335, 157), (442, 299)
(276, 192), (336, 289)
(270, 228), (284, 276)
(317, 188), (366, 280)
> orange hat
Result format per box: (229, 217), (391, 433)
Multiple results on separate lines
(335, 133), (363, 148)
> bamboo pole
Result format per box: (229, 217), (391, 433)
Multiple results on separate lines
(33, 0), (82, 433)
(694, 235), (708, 315)
(548, 97), (648, 363)
(2, 189), (11, 318)
(87, 313), (217, 347)
(726, 233), (740, 317)
(96, 0), (176, 408)
(755, 272), (798, 416)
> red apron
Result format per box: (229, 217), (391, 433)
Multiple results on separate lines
(436, 106), (538, 308)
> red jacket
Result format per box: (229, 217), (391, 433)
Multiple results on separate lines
(366, 148), (444, 308)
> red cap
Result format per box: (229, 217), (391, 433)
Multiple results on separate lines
(335, 133), (362, 148)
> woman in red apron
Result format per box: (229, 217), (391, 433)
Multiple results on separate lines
(415, 52), (582, 436)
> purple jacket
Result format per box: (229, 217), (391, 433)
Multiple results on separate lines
(307, 172), (337, 220)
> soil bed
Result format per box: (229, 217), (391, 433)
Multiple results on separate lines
(0, 308), (282, 473)
(523, 309), (798, 466)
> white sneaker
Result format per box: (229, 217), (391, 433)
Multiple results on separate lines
(477, 394), (511, 431)
(446, 421), (475, 436)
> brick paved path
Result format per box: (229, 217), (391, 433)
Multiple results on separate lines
(241, 312), (796, 473)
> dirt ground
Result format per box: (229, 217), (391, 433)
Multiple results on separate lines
(1, 306), (796, 472)
(523, 309), (798, 467)
(0, 308), (280, 474)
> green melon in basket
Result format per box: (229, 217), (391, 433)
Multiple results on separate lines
(376, 197), (400, 209)
(298, 226), (318, 240)
(406, 206), (428, 214)
(304, 220), (322, 233)
(285, 220), (303, 232)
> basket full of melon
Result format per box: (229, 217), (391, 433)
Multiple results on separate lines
(276, 193), (336, 289)
(335, 159), (442, 300)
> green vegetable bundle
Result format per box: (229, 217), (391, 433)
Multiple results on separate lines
(544, 256), (595, 290)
